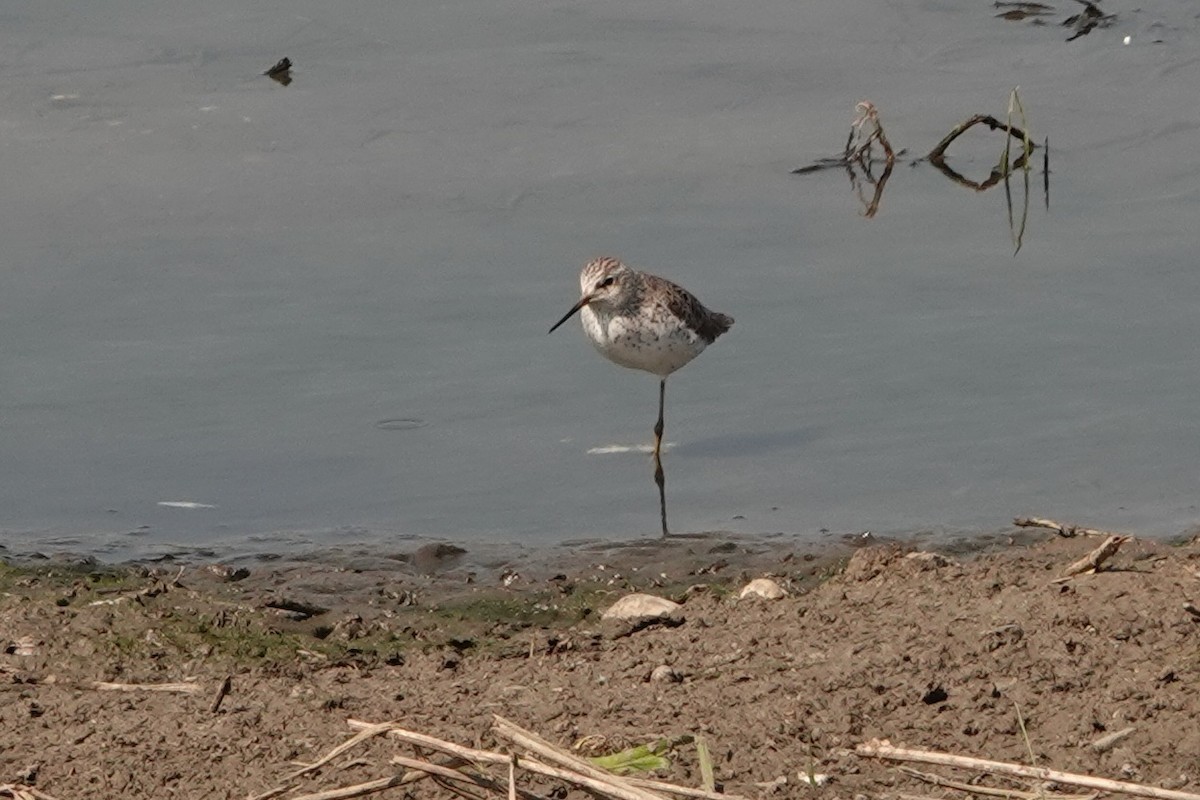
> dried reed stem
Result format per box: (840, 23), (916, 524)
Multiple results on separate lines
(899, 766), (1098, 800)
(928, 114), (1035, 162)
(493, 714), (666, 800)
(286, 774), (409, 800)
(91, 681), (202, 694)
(857, 740), (1200, 800)
(288, 721), (398, 779)
(1013, 517), (1118, 538)
(1059, 535), (1131, 578)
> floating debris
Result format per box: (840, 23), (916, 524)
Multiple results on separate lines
(994, 2), (1053, 21)
(263, 56), (293, 86)
(994, 1), (1116, 39)
(157, 501), (217, 509)
(1064, 0), (1115, 41)
(375, 418), (427, 431)
(791, 101), (899, 218)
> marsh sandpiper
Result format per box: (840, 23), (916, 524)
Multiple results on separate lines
(548, 256), (734, 458)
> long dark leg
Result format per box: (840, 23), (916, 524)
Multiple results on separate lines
(653, 378), (668, 536)
(653, 379), (666, 458)
(654, 450), (668, 537)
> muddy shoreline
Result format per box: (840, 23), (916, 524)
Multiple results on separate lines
(3, 532), (1199, 800)
(0, 525), (1042, 617)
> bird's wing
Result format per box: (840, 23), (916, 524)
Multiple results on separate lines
(641, 273), (734, 345)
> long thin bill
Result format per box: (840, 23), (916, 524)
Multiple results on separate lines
(547, 296), (590, 334)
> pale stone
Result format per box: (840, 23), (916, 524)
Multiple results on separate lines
(601, 593), (682, 621)
(649, 664), (681, 683)
(739, 577), (787, 600)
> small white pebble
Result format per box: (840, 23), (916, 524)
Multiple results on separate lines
(649, 665), (680, 683)
(1123, 35), (1131, 45)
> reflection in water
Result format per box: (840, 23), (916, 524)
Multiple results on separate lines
(1063, 2), (1117, 41)
(1003, 159), (1031, 254)
(653, 451), (668, 537)
(263, 57), (293, 87)
(927, 144), (1037, 254)
(993, 3), (1053, 23)
(925, 98), (1043, 254)
(676, 428), (819, 458)
(846, 157), (894, 219)
(793, 101), (900, 218)
(928, 150), (1030, 192)
(548, 258), (734, 539)
(793, 99), (1049, 251)
(926, 112), (1033, 165)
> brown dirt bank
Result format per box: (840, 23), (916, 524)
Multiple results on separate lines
(2, 532), (1200, 800)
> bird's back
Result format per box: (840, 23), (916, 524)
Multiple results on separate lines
(640, 272), (734, 345)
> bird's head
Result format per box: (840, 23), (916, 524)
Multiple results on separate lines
(548, 257), (633, 334)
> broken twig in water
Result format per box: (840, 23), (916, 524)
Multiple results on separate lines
(927, 114), (1036, 163)
(793, 92), (1046, 235)
(856, 740), (1200, 800)
(792, 100), (900, 175)
(791, 101), (898, 217)
(846, 101), (895, 164)
(1003, 87), (1033, 254)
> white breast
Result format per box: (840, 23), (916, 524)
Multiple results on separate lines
(580, 305), (706, 378)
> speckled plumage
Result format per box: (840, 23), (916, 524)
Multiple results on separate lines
(548, 256), (733, 461)
(569, 257), (733, 378)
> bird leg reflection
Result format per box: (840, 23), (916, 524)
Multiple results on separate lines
(654, 450), (669, 537)
(653, 379), (666, 459)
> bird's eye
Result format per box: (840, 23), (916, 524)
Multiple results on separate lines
(599, 276), (616, 288)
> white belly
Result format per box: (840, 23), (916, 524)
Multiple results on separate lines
(580, 306), (705, 377)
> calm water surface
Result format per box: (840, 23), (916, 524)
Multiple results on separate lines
(3, 1), (1200, 561)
